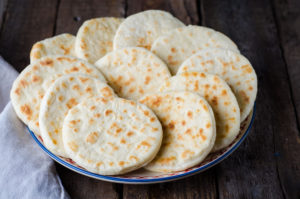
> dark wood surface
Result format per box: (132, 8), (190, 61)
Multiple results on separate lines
(0, 0), (299, 198)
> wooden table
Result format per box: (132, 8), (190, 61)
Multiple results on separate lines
(1, 0), (299, 198)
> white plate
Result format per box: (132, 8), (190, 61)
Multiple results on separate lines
(28, 105), (255, 184)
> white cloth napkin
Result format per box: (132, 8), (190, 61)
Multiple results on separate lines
(0, 57), (69, 199)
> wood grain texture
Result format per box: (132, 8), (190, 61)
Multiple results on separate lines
(0, 0), (8, 29)
(54, 0), (125, 198)
(0, 0), (58, 72)
(202, 0), (299, 198)
(272, 0), (300, 198)
(55, 0), (126, 35)
(123, 168), (217, 199)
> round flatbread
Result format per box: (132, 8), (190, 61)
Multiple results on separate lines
(75, 17), (124, 63)
(62, 97), (163, 175)
(39, 74), (115, 157)
(10, 55), (106, 135)
(151, 25), (239, 74)
(113, 10), (184, 50)
(159, 72), (240, 151)
(30, 34), (76, 63)
(95, 47), (171, 100)
(177, 48), (257, 121)
(139, 91), (216, 172)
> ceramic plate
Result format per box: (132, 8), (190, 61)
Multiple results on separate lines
(28, 105), (255, 184)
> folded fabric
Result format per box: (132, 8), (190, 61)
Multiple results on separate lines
(0, 57), (69, 199)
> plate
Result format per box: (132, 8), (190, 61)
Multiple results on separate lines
(28, 104), (255, 184)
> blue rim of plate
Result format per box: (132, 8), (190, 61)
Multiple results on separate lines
(28, 103), (255, 184)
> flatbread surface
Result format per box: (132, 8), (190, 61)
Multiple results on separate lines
(62, 97), (163, 175)
(113, 10), (184, 50)
(95, 47), (171, 100)
(39, 74), (115, 157)
(139, 91), (216, 172)
(75, 17), (124, 63)
(177, 48), (257, 121)
(30, 34), (76, 63)
(159, 72), (240, 151)
(151, 25), (239, 74)
(10, 55), (106, 135)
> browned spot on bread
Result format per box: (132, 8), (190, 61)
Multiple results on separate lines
(68, 142), (78, 152)
(20, 80), (29, 87)
(157, 156), (176, 164)
(213, 76), (220, 83)
(40, 58), (53, 66)
(185, 128), (192, 135)
(225, 124), (230, 133)
(21, 104), (32, 117)
(94, 113), (101, 118)
(150, 117), (156, 122)
(144, 76), (151, 85)
(108, 142), (119, 151)
(143, 110), (150, 116)
(105, 109), (113, 116)
(199, 128), (206, 140)
(130, 156), (139, 161)
(168, 121), (175, 130)
(90, 106), (96, 111)
(211, 96), (218, 106)
(206, 123), (211, 128)
(61, 82), (68, 88)
(240, 90), (250, 103)
(116, 128), (123, 134)
(101, 87), (113, 97)
(70, 66), (79, 72)
(182, 150), (195, 159)
(58, 95), (64, 102)
(120, 138), (126, 144)
(119, 161), (125, 166)
(52, 139), (57, 145)
(241, 64), (253, 73)
(32, 75), (41, 83)
(66, 98), (78, 109)
(187, 111), (193, 118)
(35, 121), (39, 127)
(14, 88), (21, 95)
(152, 97), (162, 107)
(137, 141), (151, 149)
(85, 87), (92, 92)
(86, 132), (98, 144)
(109, 162), (114, 166)
(249, 86), (253, 91)
(127, 131), (134, 137)
(96, 162), (103, 167)
(89, 119), (94, 124)
(79, 77), (89, 83)
(182, 120), (186, 126)
(72, 85), (80, 90)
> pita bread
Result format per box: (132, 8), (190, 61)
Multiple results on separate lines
(95, 47), (171, 100)
(62, 97), (163, 175)
(151, 25), (239, 74)
(39, 74), (115, 157)
(10, 55), (106, 135)
(113, 10), (184, 50)
(139, 91), (216, 172)
(159, 72), (240, 151)
(177, 48), (257, 121)
(75, 17), (124, 63)
(30, 34), (76, 63)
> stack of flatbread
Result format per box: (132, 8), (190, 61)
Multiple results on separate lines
(10, 10), (257, 175)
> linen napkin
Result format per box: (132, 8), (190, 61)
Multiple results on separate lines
(0, 57), (70, 199)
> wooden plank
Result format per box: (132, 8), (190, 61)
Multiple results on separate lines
(123, 169), (217, 199)
(55, 0), (126, 35)
(202, 0), (300, 198)
(0, 0), (8, 29)
(56, 166), (119, 199)
(271, 0), (300, 198)
(54, 0), (125, 198)
(0, 0), (58, 72)
(124, 1), (217, 198)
